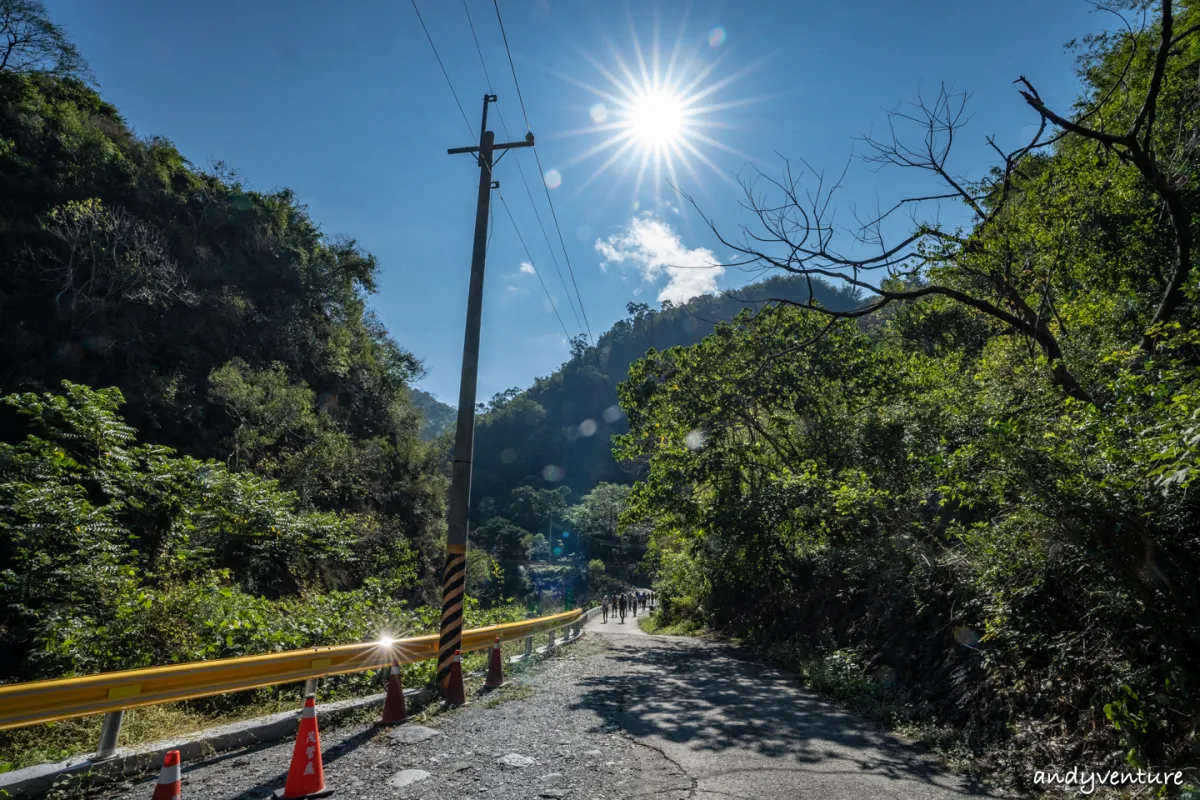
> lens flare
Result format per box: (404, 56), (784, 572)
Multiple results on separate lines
(552, 17), (762, 202)
(543, 168), (562, 190)
(628, 88), (685, 147)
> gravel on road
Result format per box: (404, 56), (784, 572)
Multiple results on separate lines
(70, 616), (997, 800)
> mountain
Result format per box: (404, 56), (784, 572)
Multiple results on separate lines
(0, 61), (449, 680)
(409, 387), (457, 441)
(467, 274), (861, 518)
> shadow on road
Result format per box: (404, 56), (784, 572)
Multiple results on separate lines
(223, 726), (378, 800)
(573, 636), (993, 797)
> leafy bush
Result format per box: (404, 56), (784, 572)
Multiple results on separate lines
(765, 643), (918, 726)
(0, 382), (431, 679)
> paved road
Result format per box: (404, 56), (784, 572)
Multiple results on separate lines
(87, 617), (997, 799)
(582, 616), (996, 799)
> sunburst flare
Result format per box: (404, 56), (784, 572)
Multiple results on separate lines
(552, 17), (766, 206)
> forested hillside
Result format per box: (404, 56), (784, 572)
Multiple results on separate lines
(0, 6), (477, 686)
(620, 3), (1200, 788)
(468, 275), (859, 517)
(0, 0), (860, 687)
(6, 0), (1200, 788)
(456, 276), (859, 586)
(408, 387), (456, 441)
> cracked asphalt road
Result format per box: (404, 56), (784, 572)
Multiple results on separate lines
(87, 617), (998, 799)
(581, 617), (997, 799)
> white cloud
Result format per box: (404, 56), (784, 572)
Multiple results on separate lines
(595, 215), (723, 304)
(519, 261), (536, 274)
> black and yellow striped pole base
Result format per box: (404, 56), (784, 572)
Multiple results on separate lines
(436, 545), (467, 697)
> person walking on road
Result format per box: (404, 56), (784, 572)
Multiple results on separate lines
(617, 593), (627, 623)
(601, 594), (609, 623)
(630, 591), (638, 618)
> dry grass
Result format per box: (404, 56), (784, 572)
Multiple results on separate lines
(0, 690), (305, 773)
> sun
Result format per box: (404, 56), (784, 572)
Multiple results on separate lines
(552, 20), (763, 204)
(627, 88), (686, 148)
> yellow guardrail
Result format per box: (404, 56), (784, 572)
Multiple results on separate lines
(0, 608), (583, 731)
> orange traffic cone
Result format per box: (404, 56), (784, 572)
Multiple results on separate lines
(380, 662), (406, 725)
(484, 637), (504, 688)
(151, 749), (182, 800)
(275, 694), (334, 799)
(445, 650), (466, 707)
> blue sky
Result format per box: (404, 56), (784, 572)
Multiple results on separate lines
(46, 0), (1101, 405)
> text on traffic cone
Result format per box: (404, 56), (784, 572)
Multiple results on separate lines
(151, 749), (182, 800)
(380, 663), (406, 725)
(484, 637), (504, 688)
(274, 694), (333, 799)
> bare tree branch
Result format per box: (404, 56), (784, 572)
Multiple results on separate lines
(0, 0), (93, 82)
(1017, 0), (1192, 352)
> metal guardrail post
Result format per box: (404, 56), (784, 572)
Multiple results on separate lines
(94, 710), (124, 761)
(303, 678), (318, 697)
(524, 636), (533, 658)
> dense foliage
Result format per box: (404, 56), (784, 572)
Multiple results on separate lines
(467, 277), (859, 518)
(619, 3), (1200, 787)
(409, 387), (456, 441)
(459, 277), (857, 587)
(12, 0), (1200, 789)
(0, 6), (451, 682)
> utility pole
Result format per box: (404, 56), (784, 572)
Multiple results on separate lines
(437, 95), (534, 698)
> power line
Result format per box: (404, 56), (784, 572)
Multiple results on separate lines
(463, 0), (496, 90)
(461, 0), (586, 334)
(513, 154), (586, 332)
(492, 0), (531, 131)
(410, 0), (474, 137)
(485, 1), (622, 414)
(489, 0), (592, 340)
(486, 193), (494, 255)
(497, 189), (572, 341)
(549, 521), (649, 553)
(530, 146), (596, 345)
(490, 0), (612, 407)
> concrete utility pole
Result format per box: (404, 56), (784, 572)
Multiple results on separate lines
(437, 95), (534, 697)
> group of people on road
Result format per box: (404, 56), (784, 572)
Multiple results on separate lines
(600, 590), (654, 623)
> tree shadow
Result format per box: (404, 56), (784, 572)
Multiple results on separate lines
(573, 637), (995, 797)
(221, 726), (379, 800)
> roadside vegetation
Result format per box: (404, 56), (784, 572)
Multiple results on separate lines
(5, 0), (1200, 792)
(0, 0), (557, 770)
(618, 3), (1200, 792)
(637, 613), (704, 637)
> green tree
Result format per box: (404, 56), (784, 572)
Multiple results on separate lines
(587, 558), (606, 585)
(207, 359), (317, 469)
(691, 1), (1200, 406)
